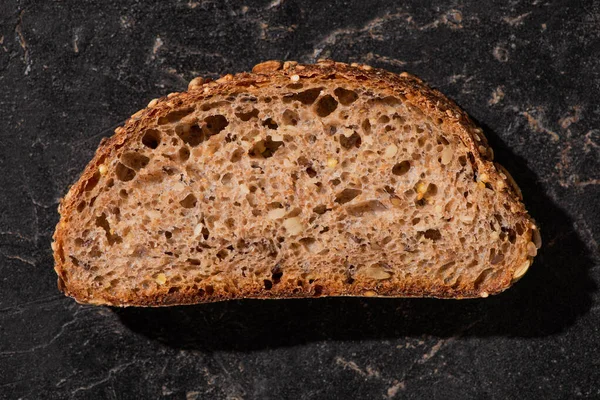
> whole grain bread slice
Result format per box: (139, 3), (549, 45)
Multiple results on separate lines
(52, 60), (540, 306)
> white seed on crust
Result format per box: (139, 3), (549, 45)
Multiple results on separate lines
(513, 259), (531, 280)
(252, 60), (282, 73)
(526, 241), (538, 257)
(188, 77), (205, 91)
(216, 74), (233, 83)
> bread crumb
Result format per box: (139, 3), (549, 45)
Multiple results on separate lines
(283, 217), (303, 235)
(239, 184), (250, 194)
(267, 208), (286, 220)
(384, 144), (398, 158)
(364, 264), (391, 280)
(98, 164), (108, 176)
(441, 147), (453, 165)
(327, 158), (338, 168)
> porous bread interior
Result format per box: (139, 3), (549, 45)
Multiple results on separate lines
(59, 78), (535, 303)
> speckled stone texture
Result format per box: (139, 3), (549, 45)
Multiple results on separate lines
(0, 1), (598, 399)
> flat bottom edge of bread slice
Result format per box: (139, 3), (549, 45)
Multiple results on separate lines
(52, 60), (541, 307)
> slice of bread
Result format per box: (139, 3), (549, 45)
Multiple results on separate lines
(52, 60), (540, 306)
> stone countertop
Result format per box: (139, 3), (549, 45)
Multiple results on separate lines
(0, 1), (598, 399)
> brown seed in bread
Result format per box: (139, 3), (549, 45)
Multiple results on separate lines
(52, 60), (540, 306)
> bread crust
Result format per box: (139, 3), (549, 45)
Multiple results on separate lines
(52, 60), (538, 306)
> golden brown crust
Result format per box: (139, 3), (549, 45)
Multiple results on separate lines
(53, 60), (539, 306)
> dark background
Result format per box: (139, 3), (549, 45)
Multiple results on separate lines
(1, 0), (599, 399)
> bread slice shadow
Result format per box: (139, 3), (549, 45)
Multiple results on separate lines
(115, 122), (596, 350)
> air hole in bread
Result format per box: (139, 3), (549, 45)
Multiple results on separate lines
(283, 87), (322, 105)
(378, 115), (390, 124)
(392, 161), (411, 176)
(178, 146), (190, 162)
(249, 136), (284, 158)
(235, 108), (259, 121)
(335, 188), (362, 204)
(84, 172), (101, 192)
(176, 124), (204, 147)
(121, 152), (150, 171)
(346, 200), (387, 216)
(203, 115), (229, 136)
(515, 222), (525, 235)
(221, 173), (233, 185)
(313, 284), (323, 296)
(230, 148), (244, 162)
(158, 108), (194, 124)
(77, 201), (86, 213)
(271, 266), (283, 283)
(299, 237), (317, 252)
(422, 229), (442, 241)
(334, 87), (359, 105)
(473, 268), (494, 291)
(201, 226), (210, 240)
(315, 95), (338, 117)
(340, 132), (361, 149)
(282, 109), (299, 126)
(262, 118), (278, 129)
(489, 248), (505, 264)
(361, 118), (372, 135)
(180, 194), (197, 208)
(141, 129), (161, 149)
(216, 249), (228, 260)
(438, 136), (450, 146)
(313, 205), (330, 214)
(115, 162), (136, 182)
(187, 258), (201, 266)
(502, 227), (517, 244)
(201, 101), (229, 112)
(95, 213), (122, 245)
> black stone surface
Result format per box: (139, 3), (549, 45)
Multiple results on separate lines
(1, 1), (599, 399)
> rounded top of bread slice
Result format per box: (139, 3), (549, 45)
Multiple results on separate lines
(53, 60), (540, 306)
